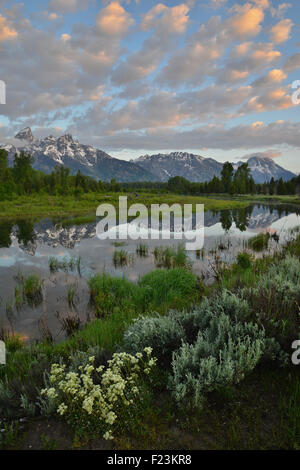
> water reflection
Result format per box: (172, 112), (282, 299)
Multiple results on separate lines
(0, 204), (300, 252)
(0, 203), (300, 341)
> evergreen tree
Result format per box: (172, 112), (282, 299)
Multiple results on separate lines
(221, 162), (234, 193)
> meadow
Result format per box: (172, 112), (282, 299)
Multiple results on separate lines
(0, 192), (249, 219)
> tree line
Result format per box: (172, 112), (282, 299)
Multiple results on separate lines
(0, 149), (122, 199)
(166, 162), (297, 196)
(0, 149), (297, 199)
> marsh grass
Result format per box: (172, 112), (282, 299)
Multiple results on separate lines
(12, 272), (43, 309)
(136, 244), (149, 257)
(153, 245), (191, 269)
(88, 268), (200, 318)
(111, 241), (127, 247)
(49, 256), (81, 275)
(67, 284), (78, 309)
(113, 250), (133, 267)
(56, 312), (81, 337)
(248, 232), (271, 251)
(23, 275), (43, 307)
(0, 329), (23, 353)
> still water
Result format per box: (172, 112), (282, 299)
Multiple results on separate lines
(0, 203), (299, 340)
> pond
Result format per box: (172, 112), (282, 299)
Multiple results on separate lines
(0, 203), (300, 341)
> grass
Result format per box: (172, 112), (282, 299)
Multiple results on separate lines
(154, 244), (191, 269)
(248, 232), (271, 251)
(113, 250), (133, 267)
(111, 241), (127, 247)
(12, 272), (43, 308)
(88, 267), (201, 318)
(49, 256), (81, 275)
(136, 243), (149, 257)
(0, 192), (249, 219)
(67, 284), (78, 309)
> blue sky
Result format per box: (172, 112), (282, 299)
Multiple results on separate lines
(0, 0), (299, 171)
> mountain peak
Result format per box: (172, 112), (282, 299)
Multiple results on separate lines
(58, 133), (74, 143)
(15, 127), (35, 142)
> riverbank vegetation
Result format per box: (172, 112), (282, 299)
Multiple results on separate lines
(1, 149), (300, 221)
(0, 229), (299, 450)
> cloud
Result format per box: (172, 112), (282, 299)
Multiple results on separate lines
(0, 14), (18, 42)
(48, 0), (91, 13)
(0, 0), (299, 162)
(270, 18), (293, 43)
(210, 0), (227, 9)
(140, 3), (190, 34)
(96, 1), (134, 36)
(242, 86), (293, 113)
(270, 3), (291, 18)
(251, 121), (263, 128)
(283, 52), (300, 73)
(157, 16), (226, 86)
(218, 42), (281, 84)
(252, 68), (287, 87)
(68, 121), (300, 152)
(228, 4), (265, 38)
(240, 150), (282, 160)
(111, 3), (190, 86)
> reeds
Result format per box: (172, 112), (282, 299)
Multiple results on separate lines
(136, 244), (149, 257)
(153, 244), (191, 269)
(113, 250), (133, 267)
(49, 255), (81, 275)
(248, 232), (271, 251)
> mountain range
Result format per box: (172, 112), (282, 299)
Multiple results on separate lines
(0, 127), (296, 184)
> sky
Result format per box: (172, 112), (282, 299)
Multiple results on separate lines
(0, 0), (299, 172)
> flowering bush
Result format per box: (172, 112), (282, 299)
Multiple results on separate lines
(40, 348), (157, 441)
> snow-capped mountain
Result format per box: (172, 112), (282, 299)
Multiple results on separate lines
(1, 128), (155, 182)
(133, 152), (296, 183)
(132, 152), (223, 182)
(236, 156), (296, 183)
(1, 128), (296, 183)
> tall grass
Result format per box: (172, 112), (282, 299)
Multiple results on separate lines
(136, 244), (149, 257)
(113, 250), (133, 267)
(248, 232), (271, 251)
(13, 272), (43, 308)
(88, 268), (200, 317)
(49, 255), (81, 275)
(153, 245), (192, 269)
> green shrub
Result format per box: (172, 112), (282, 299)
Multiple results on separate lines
(169, 314), (266, 407)
(240, 255), (300, 350)
(123, 313), (186, 367)
(122, 289), (286, 407)
(123, 292), (253, 367)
